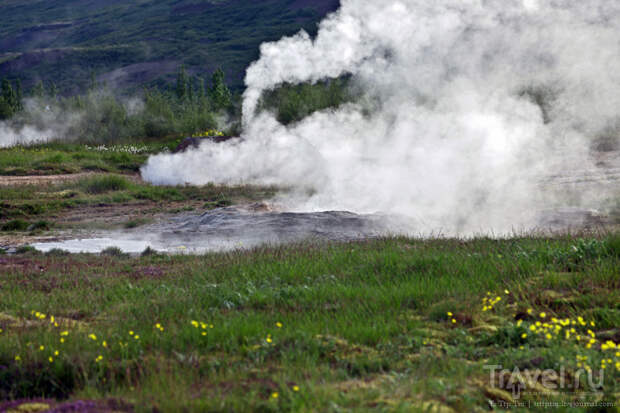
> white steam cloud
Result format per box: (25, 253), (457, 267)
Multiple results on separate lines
(142, 0), (620, 234)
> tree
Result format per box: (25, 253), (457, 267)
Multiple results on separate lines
(32, 80), (45, 98)
(0, 99), (12, 120)
(15, 79), (23, 111)
(89, 71), (97, 91)
(48, 81), (58, 98)
(209, 68), (231, 111)
(0, 78), (18, 119)
(196, 76), (205, 100)
(176, 65), (188, 101)
(187, 78), (194, 102)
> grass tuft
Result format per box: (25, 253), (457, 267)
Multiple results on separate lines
(78, 175), (131, 194)
(1, 219), (29, 231)
(100, 246), (129, 257)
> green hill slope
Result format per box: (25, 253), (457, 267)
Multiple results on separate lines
(0, 0), (340, 93)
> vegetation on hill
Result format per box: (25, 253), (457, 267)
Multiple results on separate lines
(0, 65), (237, 145)
(1, 67), (358, 146)
(0, 0), (340, 94)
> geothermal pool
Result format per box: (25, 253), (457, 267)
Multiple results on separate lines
(30, 207), (397, 254)
(29, 205), (610, 254)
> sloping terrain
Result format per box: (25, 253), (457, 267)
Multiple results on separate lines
(0, 0), (340, 93)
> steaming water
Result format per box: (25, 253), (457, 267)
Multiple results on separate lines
(30, 207), (398, 254)
(141, 0), (620, 235)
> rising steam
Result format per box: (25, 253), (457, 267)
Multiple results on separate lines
(142, 0), (620, 234)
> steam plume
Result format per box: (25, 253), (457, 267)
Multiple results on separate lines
(142, 0), (620, 234)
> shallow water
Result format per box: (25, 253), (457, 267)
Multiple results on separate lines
(30, 205), (611, 254)
(31, 208), (395, 254)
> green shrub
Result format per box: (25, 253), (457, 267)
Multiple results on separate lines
(124, 218), (150, 229)
(1, 219), (29, 231)
(259, 78), (357, 125)
(27, 220), (51, 231)
(101, 246), (128, 257)
(78, 175), (130, 194)
(141, 246), (159, 257)
(15, 245), (38, 254)
(46, 248), (70, 256)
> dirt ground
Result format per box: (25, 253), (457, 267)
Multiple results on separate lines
(0, 172), (145, 186)
(0, 172), (209, 247)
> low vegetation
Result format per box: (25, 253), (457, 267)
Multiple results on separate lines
(0, 234), (618, 411)
(258, 78), (358, 125)
(1, 66), (236, 145)
(0, 174), (276, 231)
(0, 142), (168, 175)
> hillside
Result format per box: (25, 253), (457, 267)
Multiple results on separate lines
(0, 0), (340, 93)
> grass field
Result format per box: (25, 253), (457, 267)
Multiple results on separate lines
(0, 142), (176, 176)
(0, 234), (618, 412)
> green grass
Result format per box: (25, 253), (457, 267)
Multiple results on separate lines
(0, 139), (277, 228)
(0, 234), (618, 411)
(0, 176), (276, 226)
(77, 175), (130, 194)
(0, 142), (176, 175)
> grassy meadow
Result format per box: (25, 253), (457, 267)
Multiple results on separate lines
(0, 234), (619, 412)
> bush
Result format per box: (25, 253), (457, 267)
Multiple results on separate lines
(15, 245), (38, 254)
(27, 220), (51, 231)
(78, 175), (130, 194)
(141, 246), (159, 257)
(1, 219), (29, 231)
(46, 248), (70, 256)
(101, 246), (128, 257)
(124, 218), (149, 229)
(259, 78), (357, 125)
